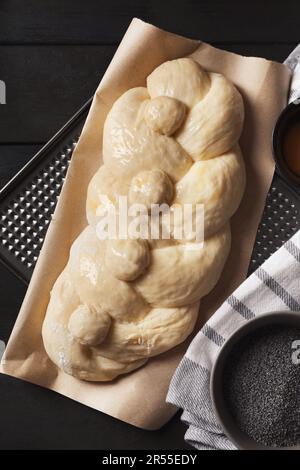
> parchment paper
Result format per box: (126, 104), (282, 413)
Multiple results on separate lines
(0, 19), (291, 430)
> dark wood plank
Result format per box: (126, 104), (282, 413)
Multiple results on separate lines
(0, 45), (115, 143)
(0, 43), (295, 144)
(0, 145), (42, 189)
(0, 263), (27, 342)
(0, 0), (299, 44)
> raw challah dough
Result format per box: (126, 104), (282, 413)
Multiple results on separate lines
(42, 58), (246, 381)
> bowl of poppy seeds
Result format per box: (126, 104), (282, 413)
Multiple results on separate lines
(210, 311), (300, 449)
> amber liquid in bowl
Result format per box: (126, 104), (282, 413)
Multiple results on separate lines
(283, 121), (300, 176)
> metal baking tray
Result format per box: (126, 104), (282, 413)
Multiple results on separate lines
(0, 98), (299, 283)
(248, 174), (299, 274)
(0, 98), (92, 283)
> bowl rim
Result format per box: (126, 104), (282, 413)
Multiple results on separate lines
(272, 99), (300, 193)
(210, 310), (300, 450)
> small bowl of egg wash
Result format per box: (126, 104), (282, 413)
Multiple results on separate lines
(273, 99), (300, 189)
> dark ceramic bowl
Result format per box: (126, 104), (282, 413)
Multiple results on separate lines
(210, 311), (300, 450)
(273, 99), (300, 192)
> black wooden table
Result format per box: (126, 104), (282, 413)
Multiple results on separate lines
(0, 0), (297, 450)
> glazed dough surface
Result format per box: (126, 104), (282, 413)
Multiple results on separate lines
(42, 58), (246, 381)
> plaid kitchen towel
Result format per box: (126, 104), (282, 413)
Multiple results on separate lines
(166, 48), (300, 450)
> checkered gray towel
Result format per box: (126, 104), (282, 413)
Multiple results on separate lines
(166, 46), (300, 450)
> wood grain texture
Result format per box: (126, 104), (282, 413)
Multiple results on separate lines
(0, 0), (299, 44)
(0, 46), (114, 143)
(0, 145), (41, 188)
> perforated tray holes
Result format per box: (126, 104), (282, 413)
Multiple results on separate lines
(0, 137), (78, 272)
(249, 184), (298, 273)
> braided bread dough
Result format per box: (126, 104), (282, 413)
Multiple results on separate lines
(42, 58), (245, 381)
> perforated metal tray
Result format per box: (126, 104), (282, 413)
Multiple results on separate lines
(248, 175), (300, 274)
(0, 97), (299, 283)
(0, 98), (91, 283)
